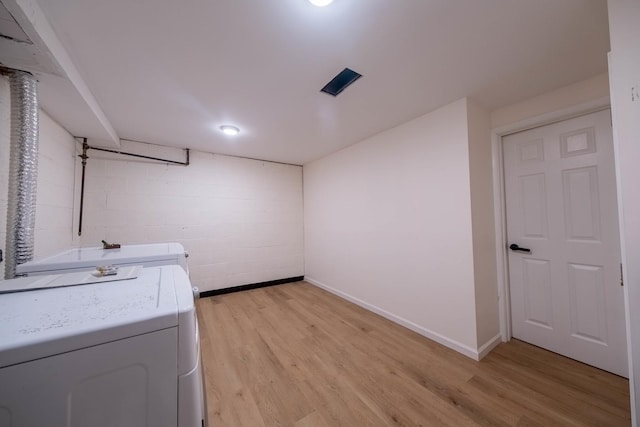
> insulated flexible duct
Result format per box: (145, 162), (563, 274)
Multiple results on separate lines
(4, 70), (39, 279)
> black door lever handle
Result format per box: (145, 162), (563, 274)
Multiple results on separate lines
(509, 243), (531, 254)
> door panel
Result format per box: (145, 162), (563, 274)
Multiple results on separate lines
(567, 262), (607, 344)
(522, 258), (553, 329)
(504, 109), (627, 377)
(519, 174), (549, 239)
(562, 166), (601, 241)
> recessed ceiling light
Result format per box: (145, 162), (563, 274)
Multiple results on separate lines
(309, 0), (333, 6)
(220, 125), (240, 136)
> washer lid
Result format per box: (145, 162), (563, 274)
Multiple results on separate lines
(0, 266), (181, 368)
(15, 243), (186, 274)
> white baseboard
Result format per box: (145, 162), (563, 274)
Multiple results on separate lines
(304, 276), (500, 361)
(477, 333), (503, 360)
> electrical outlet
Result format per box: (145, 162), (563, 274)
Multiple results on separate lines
(632, 85), (639, 102)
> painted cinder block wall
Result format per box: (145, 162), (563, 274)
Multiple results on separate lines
(79, 140), (304, 292)
(1, 77), (304, 290)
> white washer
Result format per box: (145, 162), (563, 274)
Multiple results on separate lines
(0, 265), (207, 427)
(15, 242), (189, 276)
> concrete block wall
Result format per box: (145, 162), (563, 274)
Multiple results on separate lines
(0, 76), (79, 277)
(80, 140), (304, 292)
(34, 110), (81, 258)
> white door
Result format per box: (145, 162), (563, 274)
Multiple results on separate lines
(504, 109), (627, 377)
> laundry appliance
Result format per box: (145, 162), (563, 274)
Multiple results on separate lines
(0, 265), (207, 427)
(15, 242), (189, 276)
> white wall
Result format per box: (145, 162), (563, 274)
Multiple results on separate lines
(80, 140), (304, 292)
(491, 73), (610, 129)
(34, 109), (80, 258)
(467, 99), (499, 348)
(2, 76), (303, 290)
(0, 76), (79, 278)
(608, 0), (640, 424)
(304, 98), (499, 358)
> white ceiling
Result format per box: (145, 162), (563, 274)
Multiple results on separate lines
(9, 0), (610, 165)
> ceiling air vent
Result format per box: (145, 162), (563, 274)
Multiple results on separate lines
(320, 68), (362, 97)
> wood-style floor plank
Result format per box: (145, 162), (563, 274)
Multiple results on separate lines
(197, 281), (631, 426)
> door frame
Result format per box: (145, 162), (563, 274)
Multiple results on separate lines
(491, 96), (612, 341)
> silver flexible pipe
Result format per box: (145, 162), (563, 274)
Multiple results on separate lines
(4, 70), (39, 279)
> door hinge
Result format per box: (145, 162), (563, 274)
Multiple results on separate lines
(620, 263), (624, 287)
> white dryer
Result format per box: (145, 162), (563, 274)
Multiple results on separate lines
(0, 265), (207, 427)
(15, 242), (189, 276)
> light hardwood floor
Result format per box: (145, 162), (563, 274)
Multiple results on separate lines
(197, 281), (630, 426)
